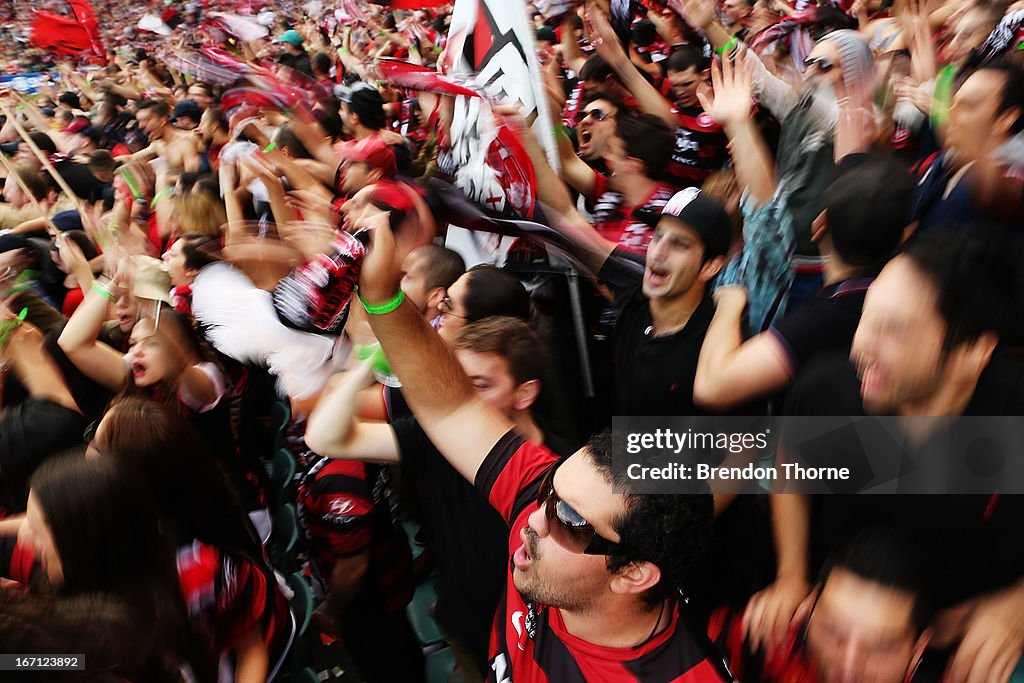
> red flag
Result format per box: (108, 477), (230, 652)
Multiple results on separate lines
(30, 11), (94, 57)
(68, 0), (107, 64)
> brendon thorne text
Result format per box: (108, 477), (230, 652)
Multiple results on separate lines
(626, 462), (850, 482)
(612, 417), (1024, 495)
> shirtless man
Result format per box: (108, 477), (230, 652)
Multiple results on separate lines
(118, 99), (200, 176)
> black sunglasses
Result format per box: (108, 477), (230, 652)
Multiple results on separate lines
(804, 56), (836, 73)
(574, 107), (613, 124)
(536, 460), (633, 556)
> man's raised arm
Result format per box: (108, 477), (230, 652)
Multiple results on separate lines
(356, 206), (514, 485)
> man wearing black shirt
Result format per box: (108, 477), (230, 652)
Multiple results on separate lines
(592, 189), (732, 415)
(694, 156), (915, 411)
(511, 104), (738, 415)
(750, 232), (1024, 683)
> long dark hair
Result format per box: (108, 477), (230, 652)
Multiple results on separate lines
(98, 396), (260, 559)
(0, 590), (170, 683)
(29, 455), (215, 682)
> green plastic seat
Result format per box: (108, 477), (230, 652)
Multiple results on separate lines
(406, 580), (444, 647)
(287, 571), (314, 636)
(271, 400), (291, 449)
(424, 647), (456, 683)
(270, 503), (299, 572)
(270, 448), (297, 502)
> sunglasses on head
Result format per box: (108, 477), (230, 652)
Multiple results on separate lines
(536, 460), (633, 556)
(575, 107), (613, 124)
(804, 56), (836, 73)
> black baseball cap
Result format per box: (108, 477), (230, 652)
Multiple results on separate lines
(171, 99), (203, 123)
(659, 188), (733, 259)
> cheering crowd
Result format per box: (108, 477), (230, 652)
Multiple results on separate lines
(0, 0), (1023, 680)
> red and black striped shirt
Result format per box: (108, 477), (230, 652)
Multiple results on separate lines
(176, 541), (292, 676)
(297, 457), (414, 616)
(476, 432), (729, 683)
(667, 106), (729, 189)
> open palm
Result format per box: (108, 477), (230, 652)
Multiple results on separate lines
(697, 50), (754, 129)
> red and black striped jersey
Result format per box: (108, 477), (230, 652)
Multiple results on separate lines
(708, 606), (817, 683)
(297, 457), (414, 615)
(585, 172), (676, 254)
(667, 106), (729, 189)
(176, 541), (291, 672)
(475, 432), (730, 683)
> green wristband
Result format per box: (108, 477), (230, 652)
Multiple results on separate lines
(0, 307), (28, 350)
(150, 187), (172, 209)
(716, 37), (738, 56)
(91, 279), (115, 301)
(263, 141), (277, 153)
(358, 290), (405, 315)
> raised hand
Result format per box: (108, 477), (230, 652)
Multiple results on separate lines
(697, 50), (754, 130)
(669, 0), (716, 31)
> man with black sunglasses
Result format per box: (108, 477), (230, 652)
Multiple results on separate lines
(353, 210), (729, 682)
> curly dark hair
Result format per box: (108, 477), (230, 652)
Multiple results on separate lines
(585, 430), (714, 606)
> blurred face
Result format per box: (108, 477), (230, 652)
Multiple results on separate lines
(642, 218), (714, 300)
(113, 290), (138, 335)
(512, 451), (625, 610)
(134, 107), (165, 139)
(174, 115), (198, 131)
(14, 143), (35, 164)
(722, 0), (753, 25)
(851, 256), (949, 414)
(806, 570), (922, 683)
(340, 103), (358, 136)
(946, 70), (1013, 163)
(576, 98), (618, 161)
(456, 349), (522, 418)
(21, 493), (64, 586)
(437, 272), (471, 343)
(162, 239), (192, 287)
(668, 65), (704, 108)
(341, 160), (377, 196)
(198, 109), (217, 146)
(945, 8), (994, 64)
(125, 318), (180, 387)
(2, 175), (27, 208)
(804, 40), (843, 90)
(187, 85), (213, 110)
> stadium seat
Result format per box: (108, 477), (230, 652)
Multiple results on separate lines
(270, 503), (300, 572)
(406, 580), (444, 647)
(271, 400), (291, 449)
(287, 571), (314, 636)
(270, 448), (297, 502)
(424, 647), (456, 683)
